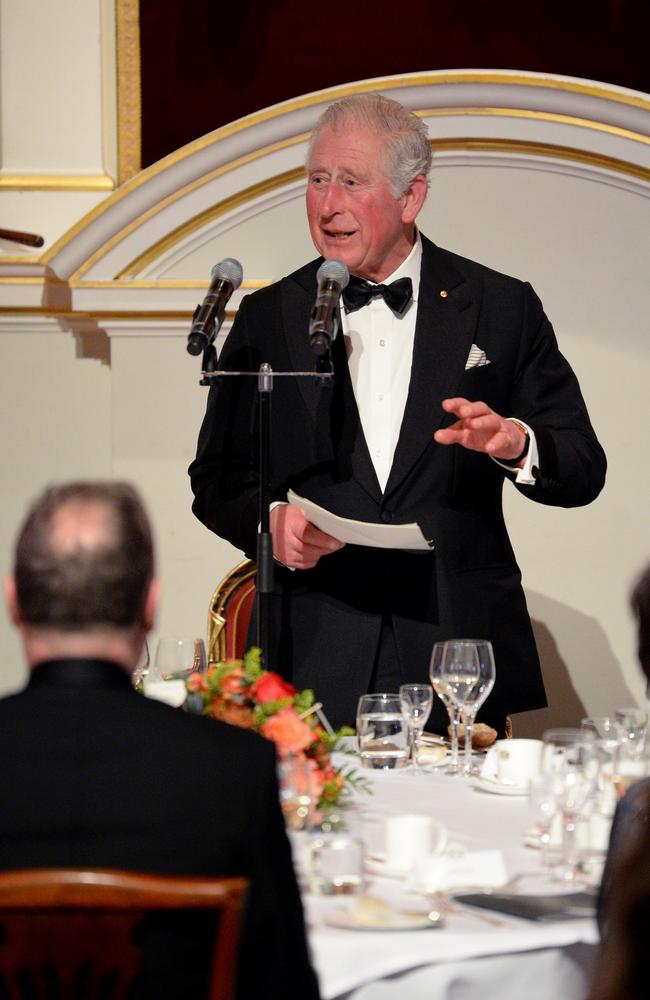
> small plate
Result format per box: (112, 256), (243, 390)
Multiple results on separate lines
(471, 775), (528, 797)
(365, 853), (411, 879)
(325, 904), (443, 931)
(416, 746), (448, 768)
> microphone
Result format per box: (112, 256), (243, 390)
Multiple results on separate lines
(186, 258), (244, 356)
(309, 259), (349, 356)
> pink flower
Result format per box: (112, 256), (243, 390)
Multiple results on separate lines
(252, 672), (296, 704)
(261, 708), (314, 753)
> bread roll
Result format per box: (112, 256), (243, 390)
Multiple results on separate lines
(449, 722), (498, 748)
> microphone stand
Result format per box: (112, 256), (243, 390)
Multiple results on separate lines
(200, 359), (333, 670)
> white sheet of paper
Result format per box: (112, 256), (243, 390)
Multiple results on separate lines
(287, 490), (433, 551)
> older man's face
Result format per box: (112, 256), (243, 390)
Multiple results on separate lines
(306, 126), (422, 283)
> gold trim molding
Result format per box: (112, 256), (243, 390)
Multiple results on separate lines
(0, 174), (115, 192)
(116, 0), (141, 183)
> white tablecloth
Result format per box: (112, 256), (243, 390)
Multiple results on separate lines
(302, 756), (599, 1000)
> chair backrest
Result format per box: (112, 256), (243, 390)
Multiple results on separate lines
(208, 559), (256, 662)
(0, 868), (249, 1000)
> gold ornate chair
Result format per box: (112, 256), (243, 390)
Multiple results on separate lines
(207, 559), (256, 662)
(0, 868), (249, 1000)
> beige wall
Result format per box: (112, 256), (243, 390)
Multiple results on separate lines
(0, 9), (648, 733)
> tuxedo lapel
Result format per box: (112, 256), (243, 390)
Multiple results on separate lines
(282, 262), (382, 502)
(385, 237), (481, 497)
(281, 262), (323, 423)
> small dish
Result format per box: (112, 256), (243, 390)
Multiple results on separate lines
(471, 775), (528, 797)
(364, 853), (411, 879)
(416, 746), (448, 768)
(325, 901), (444, 931)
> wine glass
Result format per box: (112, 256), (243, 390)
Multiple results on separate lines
(542, 728), (599, 882)
(429, 641), (461, 774)
(154, 637), (207, 678)
(144, 637), (207, 707)
(131, 638), (150, 693)
(614, 707), (647, 756)
(528, 773), (560, 882)
(399, 684), (433, 770)
(435, 639), (495, 777)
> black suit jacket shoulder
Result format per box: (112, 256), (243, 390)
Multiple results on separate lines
(0, 660), (320, 1000)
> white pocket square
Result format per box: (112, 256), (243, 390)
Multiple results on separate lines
(465, 344), (491, 370)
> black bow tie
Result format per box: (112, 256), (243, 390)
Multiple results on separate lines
(342, 276), (413, 316)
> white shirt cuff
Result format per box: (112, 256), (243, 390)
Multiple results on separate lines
(493, 419), (539, 485)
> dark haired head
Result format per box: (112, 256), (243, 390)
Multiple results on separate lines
(13, 482), (154, 631)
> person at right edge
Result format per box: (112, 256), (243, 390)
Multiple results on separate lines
(190, 92), (607, 737)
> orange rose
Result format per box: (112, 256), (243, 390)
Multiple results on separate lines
(261, 708), (314, 753)
(252, 672), (296, 704)
(220, 665), (245, 695)
(213, 703), (256, 729)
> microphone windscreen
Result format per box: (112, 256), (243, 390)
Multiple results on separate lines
(211, 258), (244, 289)
(317, 259), (349, 289)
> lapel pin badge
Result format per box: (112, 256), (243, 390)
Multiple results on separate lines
(439, 290), (448, 298)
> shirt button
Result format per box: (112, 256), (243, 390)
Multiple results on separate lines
(377, 394), (384, 401)
(379, 339), (386, 347)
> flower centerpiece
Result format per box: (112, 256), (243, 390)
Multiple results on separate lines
(186, 647), (359, 814)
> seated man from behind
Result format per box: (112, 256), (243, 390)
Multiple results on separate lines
(0, 481), (320, 1000)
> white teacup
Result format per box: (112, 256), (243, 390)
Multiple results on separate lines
(384, 814), (448, 873)
(484, 738), (543, 787)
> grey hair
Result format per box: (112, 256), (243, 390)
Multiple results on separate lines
(307, 92), (431, 196)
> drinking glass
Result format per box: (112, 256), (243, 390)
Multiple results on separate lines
(356, 693), (409, 770)
(307, 807), (365, 895)
(429, 641), (461, 774)
(542, 728), (599, 882)
(131, 639), (150, 693)
(614, 707), (647, 756)
(582, 716), (620, 796)
(528, 773), (560, 882)
(154, 637), (207, 678)
(399, 684), (433, 769)
(434, 640), (495, 777)
(144, 637), (207, 706)
(277, 752), (314, 832)
(612, 731), (650, 799)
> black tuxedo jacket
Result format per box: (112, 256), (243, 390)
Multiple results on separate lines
(0, 659), (320, 1000)
(190, 236), (606, 730)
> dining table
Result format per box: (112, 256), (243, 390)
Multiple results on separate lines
(298, 750), (601, 1000)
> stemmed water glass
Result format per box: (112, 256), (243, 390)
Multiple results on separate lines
(429, 641), (461, 774)
(542, 728), (599, 882)
(528, 773), (560, 882)
(132, 639), (150, 693)
(399, 684), (433, 770)
(432, 640), (495, 777)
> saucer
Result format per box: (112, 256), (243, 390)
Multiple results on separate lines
(365, 853), (411, 879)
(325, 902), (443, 931)
(471, 775), (528, 797)
(416, 746), (448, 768)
